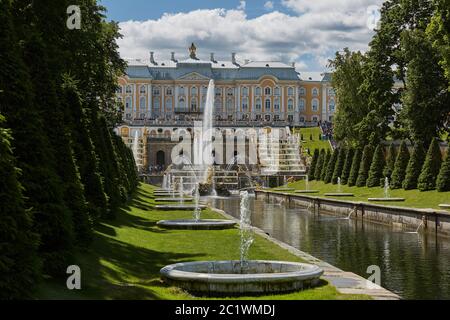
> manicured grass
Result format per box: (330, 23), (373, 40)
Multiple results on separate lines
(279, 179), (450, 209)
(293, 127), (331, 155)
(35, 183), (368, 300)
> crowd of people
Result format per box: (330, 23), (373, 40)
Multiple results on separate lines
(319, 121), (338, 149)
(148, 164), (166, 175)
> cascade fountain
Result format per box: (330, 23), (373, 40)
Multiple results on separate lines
(162, 174), (168, 190)
(159, 191), (324, 295)
(368, 177), (405, 202)
(324, 176), (354, 197)
(132, 130), (140, 170)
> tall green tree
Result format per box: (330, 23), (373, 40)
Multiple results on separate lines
(356, 145), (374, 187)
(390, 141), (410, 189)
(0, 114), (40, 299)
(418, 138), (442, 191)
(332, 147), (346, 184)
(367, 144), (386, 187)
(348, 148), (362, 187)
(403, 144), (426, 190)
(324, 150), (339, 184)
(437, 151), (450, 191)
(314, 149), (326, 181)
(383, 143), (397, 180)
(341, 147), (354, 185)
(308, 149), (320, 181)
(321, 150), (331, 181)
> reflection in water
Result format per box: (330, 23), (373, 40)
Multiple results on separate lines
(207, 195), (450, 300)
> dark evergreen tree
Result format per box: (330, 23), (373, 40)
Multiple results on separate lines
(367, 144), (386, 187)
(418, 138), (442, 191)
(325, 149), (339, 184)
(356, 145), (373, 187)
(320, 150), (331, 181)
(437, 152), (450, 192)
(0, 0), (74, 276)
(348, 148), (362, 187)
(308, 149), (319, 181)
(383, 143), (396, 180)
(390, 141), (410, 189)
(403, 144), (426, 190)
(332, 147), (346, 184)
(0, 114), (40, 299)
(341, 147), (354, 185)
(314, 149), (326, 181)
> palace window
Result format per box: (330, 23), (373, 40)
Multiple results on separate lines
(153, 87), (160, 96)
(255, 87), (261, 96)
(288, 87), (294, 96)
(227, 98), (234, 112)
(191, 98), (197, 111)
(242, 87), (249, 96)
(215, 88), (222, 96)
(255, 98), (262, 110)
(139, 97), (146, 109)
(116, 86), (123, 94)
(274, 87), (280, 96)
(179, 86), (185, 95)
(166, 87), (173, 96)
(299, 87), (306, 96)
(312, 88), (319, 97)
(265, 114), (271, 122)
(274, 115), (280, 121)
(191, 87), (198, 95)
(126, 85), (132, 94)
(166, 98), (172, 111)
(264, 87), (271, 96)
(265, 99), (271, 111)
(140, 85), (146, 94)
(274, 98), (280, 111)
(329, 99), (335, 112)
(178, 97), (186, 109)
(312, 99), (319, 112)
(299, 99), (305, 111)
(312, 116), (318, 122)
(287, 99), (294, 111)
(287, 114), (294, 122)
(202, 86), (208, 95)
(215, 98), (222, 113)
(299, 116), (305, 122)
(227, 88), (234, 96)
(242, 97), (248, 111)
(154, 98), (160, 113)
(125, 97), (132, 109)
(328, 88), (335, 96)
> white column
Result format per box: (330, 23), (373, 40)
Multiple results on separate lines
(237, 86), (241, 119)
(281, 86), (284, 116)
(322, 84), (327, 121)
(295, 86), (299, 124)
(161, 86), (165, 115)
(148, 84), (152, 118)
(133, 84), (137, 119)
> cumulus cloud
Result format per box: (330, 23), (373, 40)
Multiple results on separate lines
(237, 1), (246, 10)
(264, 1), (274, 10)
(117, 0), (384, 71)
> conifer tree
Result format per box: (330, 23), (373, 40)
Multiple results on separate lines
(314, 149), (326, 181)
(356, 145), (373, 187)
(0, 114), (40, 299)
(341, 147), (354, 185)
(321, 150), (331, 181)
(383, 143), (396, 180)
(403, 144), (426, 190)
(418, 138), (442, 191)
(367, 144), (386, 187)
(308, 149), (319, 181)
(348, 148), (362, 187)
(390, 141), (410, 189)
(325, 149), (339, 184)
(332, 147), (346, 184)
(436, 152), (450, 192)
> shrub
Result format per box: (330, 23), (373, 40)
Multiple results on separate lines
(314, 149), (326, 180)
(308, 149), (319, 181)
(341, 147), (354, 185)
(348, 148), (362, 187)
(418, 138), (442, 191)
(356, 145), (374, 187)
(321, 150), (332, 181)
(403, 144), (426, 190)
(436, 152), (450, 192)
(332, 147), (346, 184)
(324, 149), (339, 184)
(390, 141), (410, 189)
(367, 144), (386, 187)
(383, 143), (396, 179)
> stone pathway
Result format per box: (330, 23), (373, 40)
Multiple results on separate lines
(212, 208), (401, 300)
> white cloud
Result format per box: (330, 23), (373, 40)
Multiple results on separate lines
(117, 1), (384, 71)
(237, 1), (246, 11)
(264, 1), (274, 10)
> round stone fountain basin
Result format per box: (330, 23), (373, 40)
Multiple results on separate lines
(157, 219), (236, 230)
(368, 197), (405, 202)
(160, 260), (323, 295)
(155, 197), (193, 202)
(155, 204), (207, 211)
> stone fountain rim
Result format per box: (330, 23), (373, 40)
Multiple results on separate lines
(160, 260), (323, 283)
(157, 219), (237, 229)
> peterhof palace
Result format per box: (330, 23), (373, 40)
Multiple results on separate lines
(115, 44), (337, 172)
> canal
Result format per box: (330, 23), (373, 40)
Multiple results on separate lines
(207, 194), (450, 300)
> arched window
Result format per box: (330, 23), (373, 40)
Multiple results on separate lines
(153, 98), (160, 113)
(201, 96), (206, 111)
(265, 99), (271, 111)
(215, 88), (222, 96)
(153, 87), (160, 96)
(274, 87), (280, 96)
(299, 98), (306, 111)
(166, 87), (173, 96)
(255, 87), (261, 96)
(191, 98), (197, 111)
(227, 98), (233, 112)
(242, 87), (249, 96)
(179, 86), (185, 95)
(215, 98), (222, 113)
(299, 87), (306, 96)
(126, 85), (132, 94)
(312, 88), (319, 97)
(287, 99), (294, 111)
(264, 87), (271, 96)
(274, 97), (280, 110)
(191, 86), (197, 96)
(201, 86), (207, 95)
(329, 99), (335, 112)
(140, 85), (146, 94)
(165, 98), (172, 111)
(227, 88), (234, 96)
(288, 87), (294, 96)
(255, 98), (262, 111)
(139, 97), (146, 110)
(178, 97), (186, 110)
(312, 116), (318, 122)
(125, 97), (132, 109)
(242, 97), (248, 111)
(312, 99), (319, 112)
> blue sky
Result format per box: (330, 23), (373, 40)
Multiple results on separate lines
(101, 0), (382, 71)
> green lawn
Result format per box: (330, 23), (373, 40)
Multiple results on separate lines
(278, 179), (450, 209)
(293, 127), (331, 155)
(34, 183), (368, 300)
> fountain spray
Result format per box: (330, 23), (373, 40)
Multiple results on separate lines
(239, 191), (253, 270)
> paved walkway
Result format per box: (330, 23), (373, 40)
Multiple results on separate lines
(213, 208), (401, 300)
